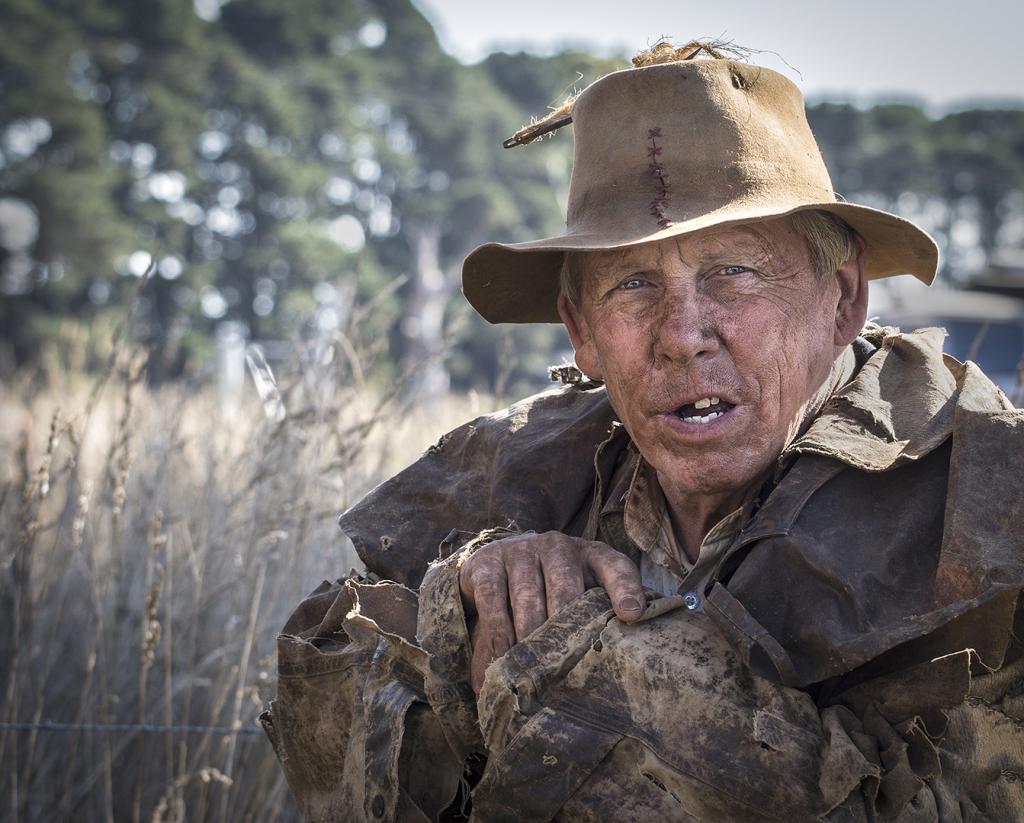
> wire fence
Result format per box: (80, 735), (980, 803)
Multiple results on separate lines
(0, 720), (264, 736)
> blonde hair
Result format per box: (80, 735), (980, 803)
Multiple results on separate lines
(559, 210), (861, 306)
(789, 210), (862, 283)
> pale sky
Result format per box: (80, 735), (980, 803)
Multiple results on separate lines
(412, 0), (1024, 109)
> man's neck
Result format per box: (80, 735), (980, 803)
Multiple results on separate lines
(661, 478), (761, 566)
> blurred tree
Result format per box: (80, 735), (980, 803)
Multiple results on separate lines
(0, 0), (133, 363)
(2, 3), (1022, 391)
(932, 110), (1024, 262)
(809, 102), (1024, 283)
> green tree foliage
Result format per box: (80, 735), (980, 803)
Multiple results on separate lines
(2, 2), (1022, 389)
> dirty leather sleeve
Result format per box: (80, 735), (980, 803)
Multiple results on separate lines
(263, 577), (463, 822)
(469, 589), (1024, 822)
(416, 525), (522, 760)
(339, 385), (617, 587)
(471, 589), (877, 821)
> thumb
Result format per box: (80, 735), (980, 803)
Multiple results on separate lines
(580, 542), (644, 622)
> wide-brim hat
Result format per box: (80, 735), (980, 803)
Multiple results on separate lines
(462, 51), (939, 324)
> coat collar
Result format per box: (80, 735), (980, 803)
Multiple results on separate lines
(784, 325), (981, 472)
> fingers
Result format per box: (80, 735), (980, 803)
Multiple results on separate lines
(506, 552), (548, 641)
(539, 540), (587, 618)
(459, 532), (642, 695)
(463, 533), (585, 694)
(469, 619), (495, 694)
(462, 545), (523, 694)
(462, 557), (516, 663)
(580, 541), (645, 622)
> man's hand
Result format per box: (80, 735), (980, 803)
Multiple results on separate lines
(459, 531), (644, 692)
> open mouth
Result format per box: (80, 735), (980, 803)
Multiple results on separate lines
(673, 396), (736, 425)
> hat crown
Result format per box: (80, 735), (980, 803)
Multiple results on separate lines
(461, 53), (938, 324)
(566, 59), (835, 240)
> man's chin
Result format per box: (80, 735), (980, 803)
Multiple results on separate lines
(648, 455), (772, 505)
(638, 421), (776, 499)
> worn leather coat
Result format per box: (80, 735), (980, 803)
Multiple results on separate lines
(263, 327), (1024, 821)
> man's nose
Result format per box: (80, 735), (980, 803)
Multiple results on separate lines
(652, 291), (720, 364)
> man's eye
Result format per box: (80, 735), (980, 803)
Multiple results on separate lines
(719, 265), (750, 276)
(618, 277), (648, 290)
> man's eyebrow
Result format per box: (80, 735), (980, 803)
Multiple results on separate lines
(587, 252), (649, 275)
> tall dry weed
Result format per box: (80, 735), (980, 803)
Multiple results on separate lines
(0, 300), (489, 821)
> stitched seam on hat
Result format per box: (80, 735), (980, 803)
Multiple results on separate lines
(647, 127), (672, 228)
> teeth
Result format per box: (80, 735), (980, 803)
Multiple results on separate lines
(681, 411), (724, 424)
(692, 396), (721, 410)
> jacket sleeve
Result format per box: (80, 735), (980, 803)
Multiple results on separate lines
(262, 577), (464, 822)
(415, 525), (523, 761)
(263, 525), (525, 821)
(337, 384), (617, 587)
(467, 588), (1024, 822)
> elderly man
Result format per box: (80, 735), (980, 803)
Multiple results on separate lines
(263, 43), (1024, 822)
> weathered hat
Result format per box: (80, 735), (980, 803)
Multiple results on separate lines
(462, 45), (939, 324)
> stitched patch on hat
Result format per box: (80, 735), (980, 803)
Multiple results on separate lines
(647, 127), (671, 228)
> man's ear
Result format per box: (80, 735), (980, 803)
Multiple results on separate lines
(833, 248), (869, 348)
(556, 293), (602, 380)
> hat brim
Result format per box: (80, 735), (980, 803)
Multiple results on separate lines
(462, 201), (939, 324)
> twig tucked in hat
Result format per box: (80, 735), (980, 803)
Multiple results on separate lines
(502, 95), (578, 149)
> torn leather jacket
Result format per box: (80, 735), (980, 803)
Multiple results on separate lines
(263, 326), (1024, 821)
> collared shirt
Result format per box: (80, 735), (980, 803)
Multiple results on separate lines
(598, 444), (749, 599)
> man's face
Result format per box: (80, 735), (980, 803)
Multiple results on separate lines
(560, 218), (863, 501)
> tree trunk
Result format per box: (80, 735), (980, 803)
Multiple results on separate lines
(404, 221), (454, 399)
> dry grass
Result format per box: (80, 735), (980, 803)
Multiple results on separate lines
(0, 321), (492, 821)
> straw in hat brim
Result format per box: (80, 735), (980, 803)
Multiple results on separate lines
(463, 200), (939, 324)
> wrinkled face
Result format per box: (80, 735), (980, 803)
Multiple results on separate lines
(560, 218), (864, 501)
